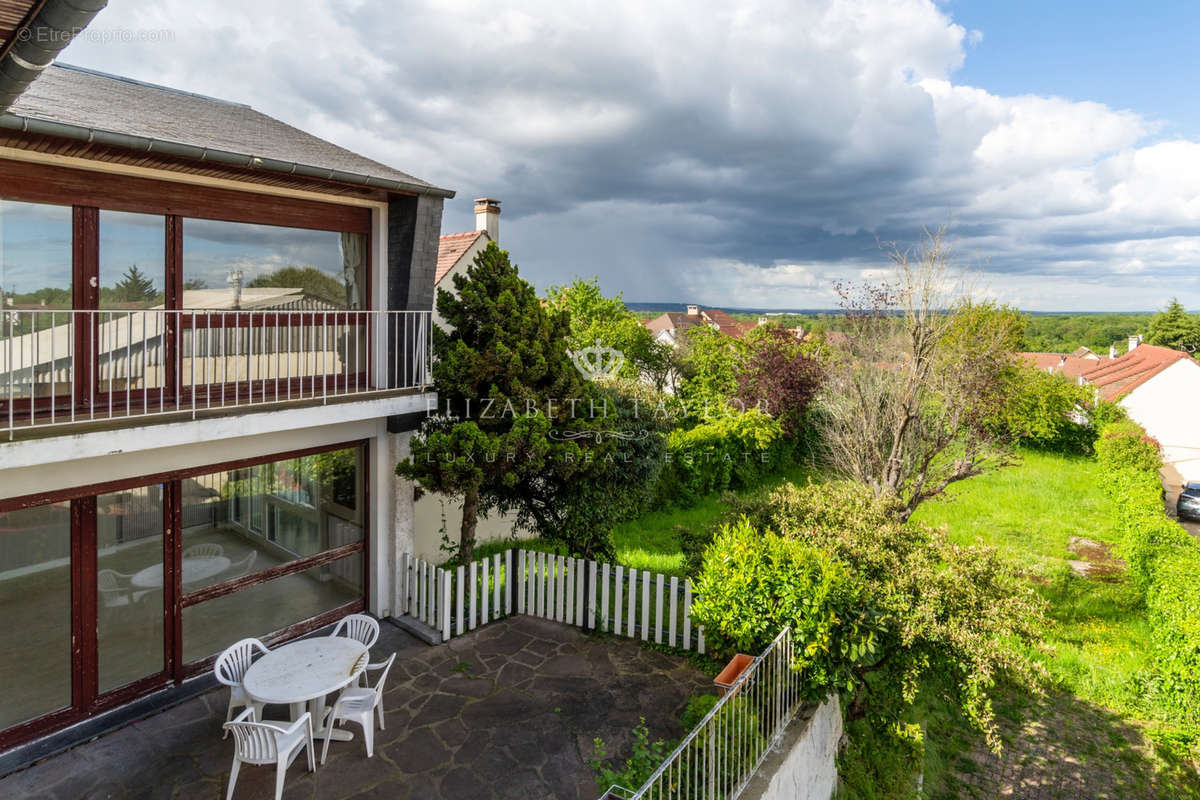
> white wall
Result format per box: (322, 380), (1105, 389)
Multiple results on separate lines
(411, 491), (529, 562)
(432, 233), (490, 330)
(1121, 359), (1200, 484)
(741, 695), (842, 800)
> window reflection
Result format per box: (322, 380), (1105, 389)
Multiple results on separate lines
(181, 447), (364, 594)
(0, 502), (72, 729)
(96, 484), (165, 693)
(181, 219), (366, 310)
(99, 211), (165, 310)
(181, 553), (363, 664)
(0, 199), (72, 310)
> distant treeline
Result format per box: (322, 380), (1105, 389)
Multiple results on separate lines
(635, 307), (1156, 354)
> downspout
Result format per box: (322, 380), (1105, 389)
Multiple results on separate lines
(0, 0), (108, 111)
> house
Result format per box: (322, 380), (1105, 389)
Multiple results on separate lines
(0, 24), (453, 759)
(1081, 341), (1200, 482)
(645, 304), (749, 347)
(1018, 348), (1106, 383)
(432, 198), (500, 328)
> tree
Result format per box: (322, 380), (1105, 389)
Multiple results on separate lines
(676, 326), (745, 416)
(248, 266), (345, 307)
(1146, 298), (1200, 353)
(111, 265), (157, 304)
(507, 378), (672, 559)
(544, 278), (673, 388)
(397, 243), (598, 563)
(814, 228), (1019, 520)
(735, 324), (824, 437)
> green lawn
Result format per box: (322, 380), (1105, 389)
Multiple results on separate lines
(910, 450), (1156, 717)
(470, 462), (817, 576)
(905, 449), (1199, 798)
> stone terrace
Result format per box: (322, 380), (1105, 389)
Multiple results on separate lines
(0, 616), (712, 800)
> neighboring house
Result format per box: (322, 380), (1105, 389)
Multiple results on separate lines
(645, 304), (749, 347)
(1018, 348), (1106, 383)
(1081, 342), (1200, 483)
(432, 198), (500, 328)
(0, 51), (454, 755)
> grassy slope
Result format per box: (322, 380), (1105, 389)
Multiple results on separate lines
(912, 450), (1156, 713)
(904, 449), (1198, 798)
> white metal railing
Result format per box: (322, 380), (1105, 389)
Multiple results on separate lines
(614, 627), (803, 800)
(0, 308), (431, 438)
(399, 549), (706, 653)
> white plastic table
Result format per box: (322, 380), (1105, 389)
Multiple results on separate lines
(242, 637), (368, 742)
(130, 556), (231, 589)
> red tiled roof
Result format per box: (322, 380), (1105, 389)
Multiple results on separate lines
(1081, 344), (1192, 401)
(700, 308), (745, 338)
(436, 230), (488, 284)
(1019, 352), (1108, 380)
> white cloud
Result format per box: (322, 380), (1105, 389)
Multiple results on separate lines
(56, 0), (1200, 310)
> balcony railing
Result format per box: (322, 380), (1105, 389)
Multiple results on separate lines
(0, 309), (431, 439)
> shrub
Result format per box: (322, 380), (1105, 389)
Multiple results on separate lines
(690, 519), (872, 698)
(1147, 550), (1200, 725)
(689, 482), (1048, 750)
(1095, 420), (1162, 476)
(1093, 419), (1200, 726)
(659, 410), (791, 506)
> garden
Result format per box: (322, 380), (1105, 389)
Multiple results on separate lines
(401, 237), (1200, 798)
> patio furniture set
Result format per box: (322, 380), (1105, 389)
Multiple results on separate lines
(214, 613), (396, 800)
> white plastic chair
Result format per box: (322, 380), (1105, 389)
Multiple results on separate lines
(320, 652), (396, 764)
(184, 542), (224, 559)
(97, 568), (135, 608)
(214, 638), (268, 737)
(223, 707), (314, 800)
(329, 613), (379, 649)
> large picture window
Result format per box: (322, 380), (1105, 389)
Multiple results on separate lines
(0, 442), (367, 747)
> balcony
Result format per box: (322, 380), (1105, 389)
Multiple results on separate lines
(0, 309), (431, 440)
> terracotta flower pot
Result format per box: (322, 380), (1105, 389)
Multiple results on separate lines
(714, 653), (755, 695)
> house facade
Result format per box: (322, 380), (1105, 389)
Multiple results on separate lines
(0, 58), (451, 755)
(1081, 342), (1200, 484)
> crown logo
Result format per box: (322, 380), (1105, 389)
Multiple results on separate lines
(571, 339), (625, 381)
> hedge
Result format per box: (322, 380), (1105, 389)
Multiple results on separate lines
(658, 409), (792, 506)
(1096, 420), (1200, 723)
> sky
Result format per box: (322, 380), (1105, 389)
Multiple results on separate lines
(49, 0), (1200, 311)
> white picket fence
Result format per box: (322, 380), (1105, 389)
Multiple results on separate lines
(399, 548), (705, 653)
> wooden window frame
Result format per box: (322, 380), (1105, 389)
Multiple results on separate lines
(0, 158), (375, 423)
(0, 438), (370, 749)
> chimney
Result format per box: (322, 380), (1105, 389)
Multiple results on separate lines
(1109, 344), (1117, 359)
(686, 304), (700, 316)
(1128, 335), (1140, 352)
(474, 197), (501, 242)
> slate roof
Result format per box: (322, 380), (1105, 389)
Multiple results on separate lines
(5, 63), (448, 195)
(1081, 344), (1193, 400)
(436, 230), (488, 284)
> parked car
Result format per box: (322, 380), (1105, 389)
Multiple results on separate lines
(1177, 482), (1200, 522)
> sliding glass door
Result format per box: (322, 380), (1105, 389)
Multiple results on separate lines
(0, 442), (366, 748)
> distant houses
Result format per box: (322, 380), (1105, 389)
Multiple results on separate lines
(1023, 338), (1200, 483)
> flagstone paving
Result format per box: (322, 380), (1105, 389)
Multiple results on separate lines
(0, 616), (712, 800)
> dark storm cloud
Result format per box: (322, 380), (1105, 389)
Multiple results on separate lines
(57, 0), (1200, 310)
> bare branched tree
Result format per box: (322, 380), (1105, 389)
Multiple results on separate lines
(814, 227), (1022, 520)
